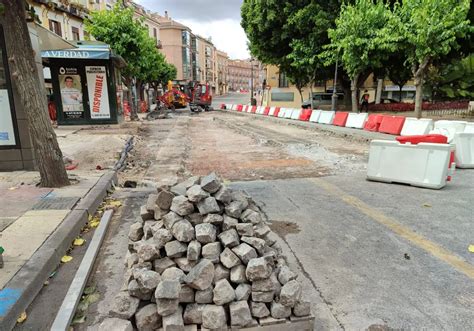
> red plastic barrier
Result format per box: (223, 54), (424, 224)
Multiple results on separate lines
(396, 134), (448, 145)
(299, 109), (312, 121)
(273, 107), (281, 117)
(378, 116), (406, 135)
(251, 106), (257, 113)
(333, 112), (349, 126)
(263, 107), (271, 115)
(364, 114), (384, 132)
(220, 103), (226, 110)
(237, 104), (243, 112)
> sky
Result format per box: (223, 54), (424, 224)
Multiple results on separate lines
(136, 0), (250, 59)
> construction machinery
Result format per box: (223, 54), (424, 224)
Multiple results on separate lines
(188, 82), (213, 112)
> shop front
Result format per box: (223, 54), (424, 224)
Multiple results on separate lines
(42, 41), (126, 125)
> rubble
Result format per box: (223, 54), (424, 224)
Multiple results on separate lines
(115, 173), (311, 329)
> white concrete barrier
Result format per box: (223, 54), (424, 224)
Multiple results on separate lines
(268, 107), (276, 116)
(367, 140), (452, 189)
(430, 120), (468, 142)
(255, 106), (262, 114)
(309, 109), (322, 123)
(278, 108), (287, 118)
(464, 123), (474, 133)
(345, 113), (368, 129)
(400, 118), (434, 136)
(290, 109), (302, 120)
(453, 133), (474, 168)
(226, 104), (232, 110)
(318, 111), (335, 125)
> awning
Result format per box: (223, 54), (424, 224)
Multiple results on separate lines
(28, 22), (75, 51)
(41, 40), (127, 67)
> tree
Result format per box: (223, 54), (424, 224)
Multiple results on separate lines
(385, 53), (413, 101)
(0, 0), (69, 187)
(322, 0), (400, 112)
(86, 5), (175, 119)
(396, 0), (471, 118)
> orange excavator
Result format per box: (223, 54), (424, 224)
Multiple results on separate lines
(159, 81), (188, 110)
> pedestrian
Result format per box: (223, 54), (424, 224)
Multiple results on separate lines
(360, 89), (370, 112)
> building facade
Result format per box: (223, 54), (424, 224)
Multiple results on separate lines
(124, 1), (161, 48)
(217, 50), (229, 95)
(228, 59), (264, 93)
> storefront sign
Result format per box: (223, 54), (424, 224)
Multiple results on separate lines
(59, 67), (84, 119)
(41, 49), (110, 60)
(0, 89), (16, 146)
(86, 66), (110, 119)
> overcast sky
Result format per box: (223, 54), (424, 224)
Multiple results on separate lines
(136, 0), (250, 59)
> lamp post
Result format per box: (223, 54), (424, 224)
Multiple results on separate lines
(250, 58), (255, 105)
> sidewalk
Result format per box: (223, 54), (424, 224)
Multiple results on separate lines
(0, 125), (133, 329)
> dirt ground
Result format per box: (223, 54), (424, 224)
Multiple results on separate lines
(120, 111), (369, 185)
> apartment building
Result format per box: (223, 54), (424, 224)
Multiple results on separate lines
(217, 50), (229, 95)
(158, 13), (194, 84)
(124, 1), (161, 48)
(228, 59), (264, 92)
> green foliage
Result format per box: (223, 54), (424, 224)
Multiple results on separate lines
(396, 0), (471, 73)
(241, 0), (294, 66)
(85, 4), (175, 83)
(426, 54), (474, 99)
(322, 0), (400, 80)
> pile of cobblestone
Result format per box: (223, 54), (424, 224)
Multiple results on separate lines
(107, 173), (311, 330)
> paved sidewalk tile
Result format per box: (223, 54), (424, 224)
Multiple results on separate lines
(0, 210), (69, 288)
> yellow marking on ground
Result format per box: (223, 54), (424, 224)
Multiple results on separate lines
(310, 178), (474, 280)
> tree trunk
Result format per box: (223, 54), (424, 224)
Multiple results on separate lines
(413, 58), (430, 119)
(398, 85), (403, 102)
(2, 1), (69, 187)
(297, 86), (304, 103)
(414, 78), (424, 119)
(129, 77), (139, 121)
(351, 74), (359, 113)
(375, 78), (383, 104)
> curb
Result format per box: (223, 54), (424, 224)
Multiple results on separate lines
(218, 110), (395, 143)
(0, 171), (118, 330)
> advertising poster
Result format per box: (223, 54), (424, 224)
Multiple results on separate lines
(86, 66), (110, 119)
(0, 89), (16, 146)
(59, 67), (84, 119)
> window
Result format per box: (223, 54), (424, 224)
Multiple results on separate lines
(71, 27), (80, 41)
(278, 71), (289, 88)
(271, 92), (294, 102)
(49, 19), (62, 37)
(153, 28), (157, 41)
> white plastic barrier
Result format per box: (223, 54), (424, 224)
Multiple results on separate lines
(290, 109), (302, 120)
(225, 104), (232, 110)
(258, 106), (266, 115)
(430, 120), (468, 142)
(309, 109), (322, 123)
(367, 140), (453, 189)
(246, 106), (252, 113)
(401, 118), (434, 136)
(284, 109), (294, 119)
(268, 107), (276, 116)
(278, 108), (287, 118)
(464, 123), (474, 133)
(318, 111), (335, 125)
(345, 113), (368, 129)
(453, 133), (474, 168)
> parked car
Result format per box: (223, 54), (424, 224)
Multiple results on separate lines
(302, 92), (344, 109)
(369, 98), (400, 104)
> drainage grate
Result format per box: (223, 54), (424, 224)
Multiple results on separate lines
(31, 197), (80, 210)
